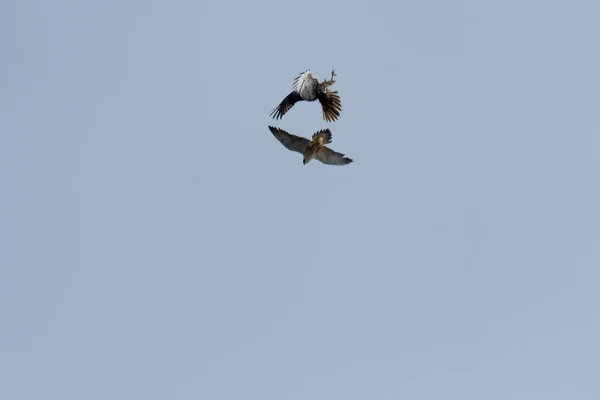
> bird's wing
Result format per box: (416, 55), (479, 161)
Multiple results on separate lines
(314, 146), (353, 166)
(270, 91), (303, 120)
(268, 126), (310, 154)
(317, 91), (342, 122)
(293, 70), (313, 92)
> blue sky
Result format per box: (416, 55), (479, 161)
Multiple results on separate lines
(2, 1), (599, 399)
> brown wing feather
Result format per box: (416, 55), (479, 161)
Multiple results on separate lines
(314, 146), (353, 166)
(317, 91), (342, 122)
(270, 91), (303, 120)
(268, 126), (309, 154)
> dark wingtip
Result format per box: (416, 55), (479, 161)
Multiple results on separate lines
(269, 108), (281, 120)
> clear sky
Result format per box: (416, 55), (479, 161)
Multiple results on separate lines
(2, 1), (599, 399)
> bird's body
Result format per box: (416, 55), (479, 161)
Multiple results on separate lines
(294, 71), (320, 101)
(270, 70), (342, 122)
(268, 126), (353, 166)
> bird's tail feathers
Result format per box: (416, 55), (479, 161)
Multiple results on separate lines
(312, 129), (332, 145)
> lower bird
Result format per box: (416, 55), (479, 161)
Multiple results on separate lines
(270, 70), (342, 122)
(268, 126), (353, 166)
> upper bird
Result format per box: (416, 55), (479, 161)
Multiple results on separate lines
(268, 126), (353, 166)
(270, 70), (342, 122)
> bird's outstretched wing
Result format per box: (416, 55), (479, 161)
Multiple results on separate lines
(270, 91), (303, 120)
(317, 91), (342, 122)
(293, 70), (313, 92)
(314, 146), (353, 166)
(268, 126), (309, 154)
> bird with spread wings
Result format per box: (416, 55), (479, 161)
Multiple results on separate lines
(268, 126), (353, 166)
(270, 70), (342, 122)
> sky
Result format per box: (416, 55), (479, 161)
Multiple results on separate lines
(2, 0), (600, 399)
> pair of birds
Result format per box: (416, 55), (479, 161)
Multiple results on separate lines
(269, 69), (353, 166)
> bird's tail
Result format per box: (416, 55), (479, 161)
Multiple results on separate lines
(311, 129), (332, 145)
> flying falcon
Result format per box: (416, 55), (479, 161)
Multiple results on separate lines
(268, 126), (353, 166)
(270, 70), (342, 122)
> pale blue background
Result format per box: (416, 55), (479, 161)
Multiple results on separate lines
(2, 1), (599, 399)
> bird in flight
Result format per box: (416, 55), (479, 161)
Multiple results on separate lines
(270, 70), (342, 122)
(268, 126), (353, 166)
